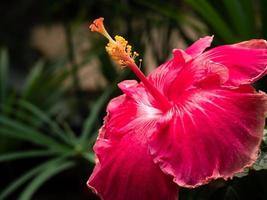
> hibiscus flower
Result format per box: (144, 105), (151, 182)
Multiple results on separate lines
(87, 18), (267, 200)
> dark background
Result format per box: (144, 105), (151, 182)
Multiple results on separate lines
(0, 0), (266, 199)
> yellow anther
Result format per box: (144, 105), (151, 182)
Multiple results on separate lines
(114, 36), (128, 46)
(89, 17), (171, 111)
(89, 18), (138, 67)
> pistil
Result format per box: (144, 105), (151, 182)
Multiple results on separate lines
(89, 17), (171, 111)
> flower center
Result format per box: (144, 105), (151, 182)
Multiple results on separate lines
(89, 17), (171, 111)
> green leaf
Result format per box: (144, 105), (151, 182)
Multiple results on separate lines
(263, 129), (267, 144)
(135, 0), (194, 45)
(253, 151), (267, 171)
(61, 121), (77, 142)
(234, 168), (249, 178)
(0, 48), (9, 104)
(222, 0), (251, 38)
(12, 107), (41, 127)
(82, 152), (95, 163)
(79, 71), (129, 142)
(22, 60), (44, 99)
(80, 86), (113, 140)
(137, 0), (182, 21)
(185, 0), (236, 42)
(20, 60), (67, 112)
(0, 150), (57, 163)
(250, 129), (267, 171)
(0, 158), (66, 199)
(0, 92), (16, 116)
(18, 160), (75, 200)
(0, 116), (68, 151)
(18, 100), (75, 145)
(239, 0), (256, 36)
(234, 129), (267, 178)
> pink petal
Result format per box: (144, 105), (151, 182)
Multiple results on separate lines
(147, 52), (189, 97)
(148, 86), (267, 188)
(199, 39), (267, 86)
(147, 60), (180, 96)
(167, 59), (229, 102)
(185, 36), (214, 58)
(147, 36), (218, 98)
(88, 86), (178, 200)
(171, 36), (213, 64)
(148, 37), (267, 98)
(88, 132), (178, 200)
(172, 49), (192, 63)
(88, 35), (267, 198)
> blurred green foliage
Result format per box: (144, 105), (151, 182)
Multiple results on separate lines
(0, 0), (266, 199)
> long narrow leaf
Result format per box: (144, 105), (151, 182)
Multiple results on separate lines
(12, 107), (41, 127)
(0, 150), (57, 163)
(61, 121), (77, 141)
(136, 0), (195, 45)
(18, 161), (75, 200)
(82, 152), (95, 163)
(79, 71), (129, 142)
(185, 0), (236, 42)
(22, 61), (44, 99)
(0, 92), (16, 116)
(18, 100), (75, 145)
(80, 86), (113, 140)
(223, 0), (251, 38)
(0, 116), (68, 151)
(137, 0), (182, 21)
(0, 157), (66, 199)
(239, 0), (256, 36)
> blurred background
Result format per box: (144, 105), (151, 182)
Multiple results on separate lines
(0, 0), (266, 199)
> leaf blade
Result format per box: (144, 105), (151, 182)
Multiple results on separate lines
(18, 161), (75, 200)
(18, 100), (75, 145)
(79, 71), (129, 142)
(222, 0), (252, 38)
(0, 116), (69, 151)
(185, 0), (236, 42)
(0, 158), (66, 199)
(0, 150), (57, 163)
